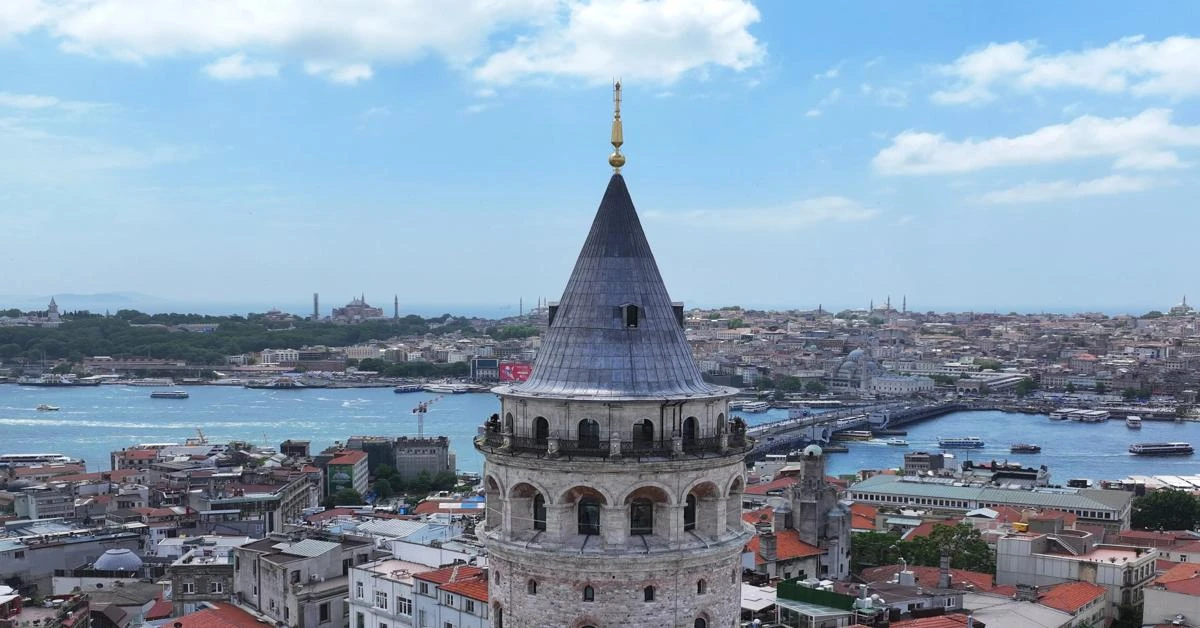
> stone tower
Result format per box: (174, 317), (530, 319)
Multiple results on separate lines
(476, 85), (751, 628)
(785, 445), (851, 580)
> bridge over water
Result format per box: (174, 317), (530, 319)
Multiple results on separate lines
(747, 402), (967, 459)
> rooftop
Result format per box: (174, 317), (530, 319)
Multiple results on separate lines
(1036, 581), (1106, 613)
(357, 558), (432, 584)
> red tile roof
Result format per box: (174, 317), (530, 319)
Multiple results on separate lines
(1037, 581), (1106, 613)
(742, 506), (774, 526)
(745, 529), (824, 564)
(850, 502), (878, 531)
(1154, 562), (1200, 596)
(902, 519), (962, 540)
(123, 449), (158, 460)
(861, 564), (995, 592)
(329, 450), (367, 465)
(144, 598), (174, 620)
(440, 572), (489, 602)
(891, 614), (977, 627)
(745, 476), (800, 495)
(173, 603), (263, 627)
(414, 565), (485, 586)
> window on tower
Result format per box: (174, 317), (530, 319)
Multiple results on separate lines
(533, 494), (547, 531)
(578, 497), (601, 536)
(630, 498), (653, 536)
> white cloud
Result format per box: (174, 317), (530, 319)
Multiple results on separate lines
(462, 103), (493, 115)
(473, 0), (764, 85)
(873, 109), (1200, 175)
(861, 83), (907, 107)
(360, 106), (391, 119)
(645, 196), (878, 232)
(0, 91), (106, 113)
(934, 35), (1200, 104)
(814, 62), (841, 80)
(202, 53), (279, 80)
(305, 62), (373, 85)
(7, 0), (762, 87)
(973, 175), (1154, 204)
(474, 88), (497, 99)
(0, 118), (191, 184)
(805, 109), (821, 118)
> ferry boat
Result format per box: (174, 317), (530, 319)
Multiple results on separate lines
(831, 430), (874, 441)
(1010, 443), (1042, 453)
(125, 377), (175, 387)
(1126, 416), (1143, 429)
(938, 436), (985, 449)
(885, 438), (909, 446)
(1129, 442), (1194, 456)
(150, 390), (190, 399)
(423, 383), (471, 394)
(741, 401), (771, 413)
(393, 384), (423, 394)
(0, 453), (82, 468)
(18, 374), (100, 387)
(36, 404), (60, 411)
(1049, 408), (1110, 422)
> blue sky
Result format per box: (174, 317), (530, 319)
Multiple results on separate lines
(1, 1), (1198, 316)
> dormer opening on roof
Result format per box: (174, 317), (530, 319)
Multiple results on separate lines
(620, 303), (640, 328)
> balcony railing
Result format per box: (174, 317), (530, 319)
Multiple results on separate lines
(476, 425), (752, 460)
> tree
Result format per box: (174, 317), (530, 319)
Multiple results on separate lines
(850, 531), (902, 572)
(805, 380), (827, 395)
(1015, 378), (1037, 397)
(906, 524), (996, 574)
(373, 464), (394, 479)
(411, 470), (433, 493)
(372, 479), (394, 500)
(1094, 382), (1107, 394)
(775, 375), (804, 393)
(976, 358), (1002, 371)
(726, 318), (745, 329)
(1122, 387), (1138, 401)
(1065, 381), (1077, 394)
(1141, 310), (1164, 319)
(1132, 489), (1200, 531)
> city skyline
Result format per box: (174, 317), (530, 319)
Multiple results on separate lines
(3, 2), (1198, 312)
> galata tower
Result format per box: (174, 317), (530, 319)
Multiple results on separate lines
(476, 82), (752, 628)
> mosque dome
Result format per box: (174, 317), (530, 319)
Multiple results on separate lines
(94, 548), (142, 571)
(803, 444), (823, 458)
(830, 348), (882, 391)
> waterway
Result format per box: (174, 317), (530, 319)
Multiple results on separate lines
(2, 386), (1198, 483)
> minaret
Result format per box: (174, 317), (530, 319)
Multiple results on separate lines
(394, 295), (399, 320)
(477, 83), (750, 628)
(313, 293), (319, 320)
(902, 295), (907, 314)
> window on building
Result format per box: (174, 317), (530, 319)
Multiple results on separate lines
(622, 304), (640, 328)
(291, 570), (301, 584)
(697, 579), (707, 595)
(578, 418), (601, 449)
(583, 585), (595, 602)
(319, 602), (330, 623)
(357, 553), (369, 564)
(356, 612), (365, 628)
(356, 582), (364, 599)
(579, 497), (601, 536)
(684, 494), (697, 531)
(182, 581), (195, 594)
(210, 581), (223, 594)
(533, 494), (547, 531)
(465, 599), (475, 614)
(420, 582), (430, 595)
(630, 498), (654, 536)
(495, 605), (503, 628)
(343, 558), (352, 576)
(533, 417), (549, 445)
(380, 624), (388, 628)
(444, 623), (454, 628)
(527, 579), (538, 595)
(418, 610), (427, 627)
(285, 608), (290, 622)
(644, 586), (655, 602)
(694, 619), (707, 628)
(375, 591), (388, 609)
(444, 593), (454, 606)
(397, 596), (413, 616)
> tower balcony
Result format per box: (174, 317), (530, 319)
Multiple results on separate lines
(475, 422), (753, 461)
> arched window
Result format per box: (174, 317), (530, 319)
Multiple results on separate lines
(682, 416), (698, 444)
(533, 416), (549, 445)
(578, 419), (600, 449)
(697, 579), (707, 595)
(632, 419), (654, 449)
(717, 412), (725, 433)
(504, 412), (514, 433)
(582, 585), (595, 602)
(630, 498), (653, 536)
(527, 579), (537, 595)
(533, 494), (546, 531)
(684, 494), (697, 532)
(494, 571), (500, 584)
(495, 605), (503, 628)
(694, 618), (707, 628)
(643, 585), (655, 602)
(578, 497), (601, 536)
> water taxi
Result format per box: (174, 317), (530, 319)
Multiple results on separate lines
(1126, 416), (1142, 429)
(36, 404), (60, 411)
(938, 436), (985, 449)
(885, 438), (909, 446)
(1010, 443), (1041, 453)
(150, 390), (190, 399)
(1129, 442), (1193, 456)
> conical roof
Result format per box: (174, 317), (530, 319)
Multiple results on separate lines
(508, 174), (722, 399)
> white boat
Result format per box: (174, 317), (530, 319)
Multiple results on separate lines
(1126, 415), (1142, 429)
(938, 436), (985, 449)
(36, 404), (60, 411)
(885, 438), (909, 446)
(125, 377), (175, 387)
(741, 401), (771, 413)
(423, 383), (470, 394)
(150, 390), (190, 399)
(1130, 442), (1193, 456)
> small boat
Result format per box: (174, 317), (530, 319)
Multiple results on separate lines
(36, 404), (60, 411)
(1130, 442), (1193, 456)
(885, 438), (909, 446)
(150, 390), (189, 399)
(1126, 416), (1142, 429)
(740, 401), (771, 413)
(1010, 443), (1041, 453)
(393, 384), (423, 394)
(938, 436), (985, 449)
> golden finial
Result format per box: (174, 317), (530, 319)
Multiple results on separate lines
(609, 80), (625, 172)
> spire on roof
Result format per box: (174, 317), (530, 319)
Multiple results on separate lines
(608, 80), (625, 173)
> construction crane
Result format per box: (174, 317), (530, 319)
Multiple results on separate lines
(412, 396), (444, 438)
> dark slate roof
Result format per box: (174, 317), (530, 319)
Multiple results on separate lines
(506, 174), (726, 399)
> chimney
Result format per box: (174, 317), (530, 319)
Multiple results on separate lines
(938, 551), (952, 589)
(756, 521), (777, 575)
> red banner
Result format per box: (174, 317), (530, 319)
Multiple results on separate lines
(499, 362), (532, 382)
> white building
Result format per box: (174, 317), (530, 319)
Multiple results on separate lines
(411, 565), (489, 628)
(346, 345), (384, 360)
(1143, 563), (1200, 628)
(349, 558), (429, 628)
(868, 374), (935, 396)
(261, 348), (300, 364)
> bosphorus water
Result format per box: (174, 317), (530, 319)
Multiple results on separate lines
(3, 385), (1199, 483)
